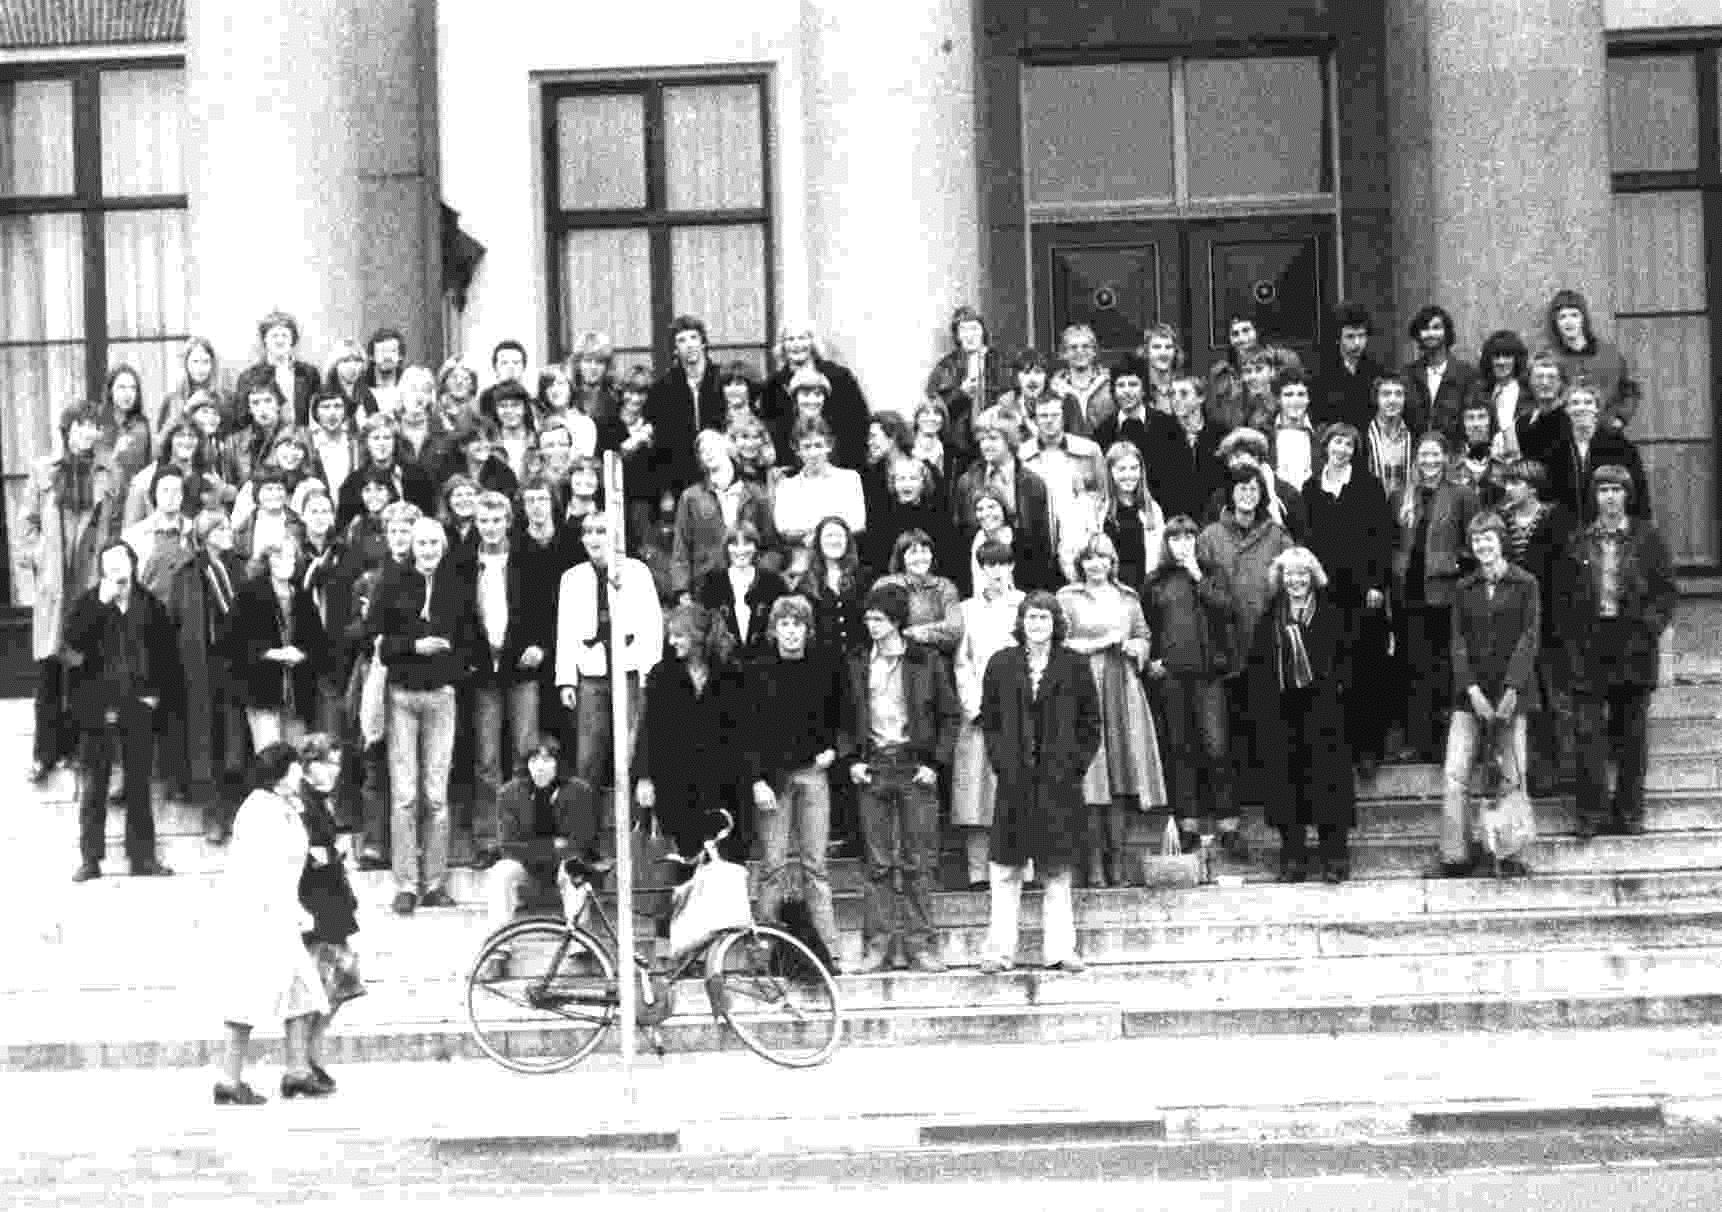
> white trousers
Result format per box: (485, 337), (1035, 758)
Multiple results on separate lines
(985, 862), (1076, 965)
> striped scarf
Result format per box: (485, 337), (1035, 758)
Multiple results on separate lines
(1275, 597), (1317, 692)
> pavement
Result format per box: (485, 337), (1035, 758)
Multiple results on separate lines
(11, 1027), (1722, 1160)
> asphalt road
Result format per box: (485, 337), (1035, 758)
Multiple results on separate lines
(13, 1130), (1722, 1207)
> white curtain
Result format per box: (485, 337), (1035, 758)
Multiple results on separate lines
(0, 79), (74, 196)
(557, 94), (646, 211)
(101, 68), (187, 197)
(105, 209), (190, 341)
(562, 227), (651, 353)
(672, 224), (766, 345)
(664, 84), (763, 211)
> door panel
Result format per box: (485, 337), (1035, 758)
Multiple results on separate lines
(1034, 222), (1184, 363)
(1187, 217), (1333, 374)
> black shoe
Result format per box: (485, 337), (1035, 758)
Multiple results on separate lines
(309, 1063), (335, 1091)
(1356, 756), (1380, 781)
(391, 891), (417, 916)
(966, 880), (990, 892)
(130, 861), (174, 877)
(1280, 857), (1308, 884)
(419, 888), (456, 909)
(1427, 859), (1475, 879)
(280, 1071), (331, 1100)
(1179, 830), (1202, 856)
(358, 851), (388, 872)
(213, 1081), (266, 1106)
(72, 862), (101, 883)
(1321, 857), (1350, 884)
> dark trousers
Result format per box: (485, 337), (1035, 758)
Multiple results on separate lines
(857, 749), (939, 952)
(78, 697), (157, 867)
(1402, 604), (1451, 755)
(1573, 684), (1652, 831)
(33, 657), (76, 766)
(1161, 673), (1234, 826)
(1345, 605), (1392, 763)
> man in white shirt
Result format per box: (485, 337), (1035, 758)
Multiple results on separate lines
(555, 512), (664, 803)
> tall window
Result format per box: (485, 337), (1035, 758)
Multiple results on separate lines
(544, 74), (774, 373)
(0, 60), (188, 605)
(1607, 44), (1721, 568)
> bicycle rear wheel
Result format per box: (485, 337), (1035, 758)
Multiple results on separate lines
(705, 924), (843, 1068)
(466, 918), (616, 1074)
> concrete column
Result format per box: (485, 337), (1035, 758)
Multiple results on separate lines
(185, 0), (363, 369)
(801, 0), (980, 414)
(1386, 0), (1613, 350)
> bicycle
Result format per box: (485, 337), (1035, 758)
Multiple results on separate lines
(464, 816), (844, 1074)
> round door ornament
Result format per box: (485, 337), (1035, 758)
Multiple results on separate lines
(1252, 280), (1278, 305)
(1092, 285), (1119, 311)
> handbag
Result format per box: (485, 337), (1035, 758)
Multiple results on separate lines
(668, 853), (753, 958)
(1140, 814), (1204, 889)
(1480, 717), (1536, 861)
(357, 637), (387, 747)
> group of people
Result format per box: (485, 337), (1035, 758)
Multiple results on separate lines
(23, 288), (1677, 975)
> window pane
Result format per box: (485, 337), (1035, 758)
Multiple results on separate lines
(0, 79), (74, 196)
(108, 340), (182, 408)
(1185, 58), (1325, 199)
(106, 210), (190, 339)
(1608, 54), (1698, 174)
(560, 228), (651, 354)
(665, 84), (763, 211)
(1, 341), (85, 607)
(101, 68), (187, 196)
(1023, 63), (1174, 207)
(0, 214), (84, 341)
(556, 93), (647, 211)
(1614, 192), (1705, 313)
(671, 224), (766, 345)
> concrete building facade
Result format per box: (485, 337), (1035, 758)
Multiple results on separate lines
(0, 0), (1718, 614)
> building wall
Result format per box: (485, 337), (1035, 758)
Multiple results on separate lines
(436, 0), (978, 412)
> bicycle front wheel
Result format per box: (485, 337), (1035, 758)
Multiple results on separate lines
(705, 925), (843, 1069)
(466, 918), (616, 1074)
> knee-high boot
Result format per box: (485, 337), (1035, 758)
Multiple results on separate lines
(1085, 803), (1110, 888)
(1103, 800), (1129, 887)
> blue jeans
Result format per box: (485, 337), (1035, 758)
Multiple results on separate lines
(857, 750), (939, 953)
(1160, 674), (1234, 829)
(757, 763), (838, 954)
(573, 673), (640, 793)
(473, 679), (541, 843)
(1441, 710), (1529, 862)
(388, 684), (457, 895)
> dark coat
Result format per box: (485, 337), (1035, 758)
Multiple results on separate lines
(229, 574), (330, 713)
(233, 359), (321, 427)
(1315, 353), (1389, 433)
(794, 574), (865, 658)
(1402, 356), (1479, 441)
(839, 640), (962, 774)
(762, 357), (871, 472)
(951, 460), (1058, 591)
(498, 774), (601, 866)
(697, 566), (789, 659)
(1391, 478), (1480, 608)
(1151, 423), (1228, 525)
(1301, 468), (1393, 609)
(1505, 501), (1576, 644)
(1544, 430), (1650, 525)
(1247, 594), (1355, 829)
(299, 789), (359, 944)
(644, 361), (727, 500)
(980, 646), (1102, 868)
(1553, 518), (1677, 693)
(373, 559), (482, 691)
(1449, 564), (1542, 711)
(63, 584), (180, 731)
(634, 658), (752, 792)
(1144, 561), (1237, 678)
(470, 549), (557, 686)
(926, 347), (1012, 453)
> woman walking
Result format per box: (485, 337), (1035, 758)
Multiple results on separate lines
(296, 734), (364, 1090)
(213, 742), (331, 1104)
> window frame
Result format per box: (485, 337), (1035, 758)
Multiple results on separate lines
(0, 54), (189, 606)
(1607, 39), (1722, 573)
(1018, 41), (1338, 224)
(540, 70), (776, 370)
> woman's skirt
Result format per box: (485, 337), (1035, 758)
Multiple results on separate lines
(221, 915), (331, 1031)
(1080, 649), (1168, 807)
(307, 940), (366, 1010)
(950, 720), (996, 828)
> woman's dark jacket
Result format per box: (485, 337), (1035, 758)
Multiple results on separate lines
(299, 787), (358, 944)
(229, 573), (330, 714)
(1246, 592), (1356, 829)
(1301, 467), (1393, 610)
(634, 658), (752, 794)
(696, 566), (789, 659)
(1144, 561), (1237, 678)
(980, 645), (1102, 868)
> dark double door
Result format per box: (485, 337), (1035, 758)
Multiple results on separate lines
(1033, 215), (1335, 375)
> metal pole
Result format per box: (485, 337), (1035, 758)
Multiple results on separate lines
(604, 451), (636, 1087)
